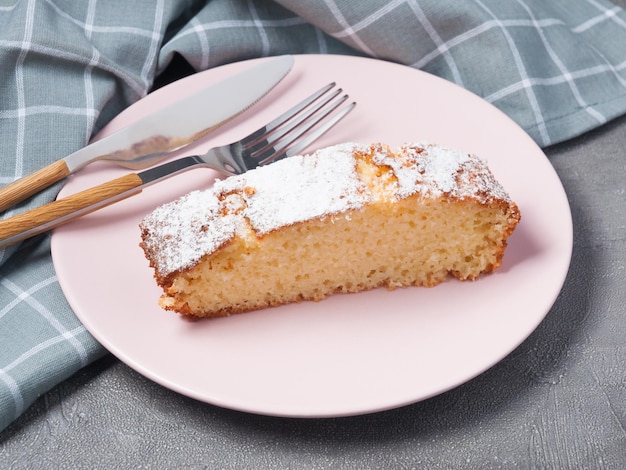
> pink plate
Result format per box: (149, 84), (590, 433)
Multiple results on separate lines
(52, 55), (572, 417)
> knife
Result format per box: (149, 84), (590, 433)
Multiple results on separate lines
(0, 55), (294, 213)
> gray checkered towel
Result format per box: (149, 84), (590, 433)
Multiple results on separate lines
(1, 0), (625, 432)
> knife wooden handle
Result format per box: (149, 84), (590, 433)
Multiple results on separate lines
(0, 160), (72, 213)
(0, 173), (143, 248)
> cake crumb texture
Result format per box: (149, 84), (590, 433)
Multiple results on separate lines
(140, 142), (521, 319)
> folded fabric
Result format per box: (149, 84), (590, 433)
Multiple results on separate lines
(1, 0), (625, 433)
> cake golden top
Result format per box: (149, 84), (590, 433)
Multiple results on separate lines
(374, 143), (512, 201)
(140, 142), (514, 280)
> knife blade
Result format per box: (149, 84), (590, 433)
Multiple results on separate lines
(0, 55), (294, 213)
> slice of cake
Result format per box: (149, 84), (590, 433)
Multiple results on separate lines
(139, 142), (520, 319)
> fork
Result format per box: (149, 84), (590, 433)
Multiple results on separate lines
(0, 83), (356, 249)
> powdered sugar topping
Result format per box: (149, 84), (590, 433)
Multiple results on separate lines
(140, 191), (242, 277)
(374, 142), (511, 201)
(216, 143), (368, 234)
(140, 141), (512, 278)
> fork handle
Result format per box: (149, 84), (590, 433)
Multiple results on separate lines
(0, 173), (143, 248)
(0, 160), (72, 213)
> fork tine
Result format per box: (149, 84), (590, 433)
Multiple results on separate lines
(276, 101), (357, 161)
(244, 87), (343, 157)
(241, 82), (337, 145)
(252, 95), (356, 165)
